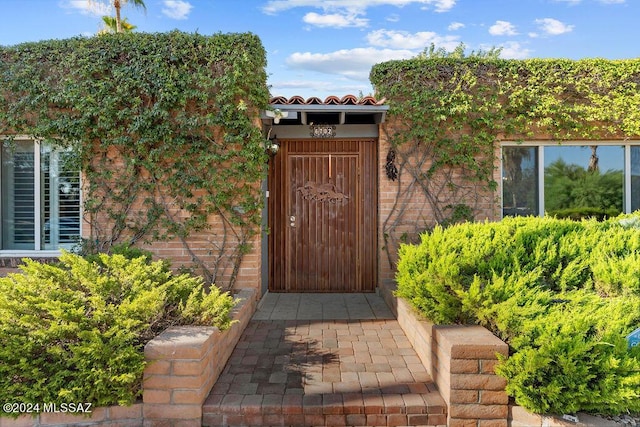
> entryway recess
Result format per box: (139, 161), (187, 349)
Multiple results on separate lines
(268, 139), (377, 292)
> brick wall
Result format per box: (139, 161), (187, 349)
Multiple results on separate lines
(382, 282), (510, 426)
(0, 405), (143, 427)
(138, 233), (262, 290)
(0, 258), (60, 277)
(433, 325), (509, 426)
(142, 288), (257, 427)
(377, 125), (501, 287)
(82, 144), (263, 292)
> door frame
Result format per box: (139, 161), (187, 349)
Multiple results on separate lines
(267, 138), (378, 293)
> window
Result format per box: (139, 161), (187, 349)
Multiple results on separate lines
(502, 143), (639, 218)
(502, 146), (538, 216)
(631, 147), (640, 212)
(1, 139), (81, 251)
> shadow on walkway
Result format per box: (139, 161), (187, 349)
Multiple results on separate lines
(203, 293), (447, 427)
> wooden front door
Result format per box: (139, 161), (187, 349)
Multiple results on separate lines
(269, 139), (377, 292)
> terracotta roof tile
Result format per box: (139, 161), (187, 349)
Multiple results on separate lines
(341, 94), (358, 105)
(269, 95), (386, 106)
(270, 95), (288, 104)
(288, 95), (306, 104)
(324, 95), (342, 105)
(359, 96), (382, 105)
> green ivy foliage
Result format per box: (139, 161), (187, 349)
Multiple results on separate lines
(395, 214), (640, 415)
(372, 57), (640, 143)
(0, 31), (270, 286)
(370, 58), (640, 251)
(0, 251), (237, 412)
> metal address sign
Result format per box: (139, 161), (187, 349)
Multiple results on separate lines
(628, 327), (640, 349)
(310, 124), (336, 138)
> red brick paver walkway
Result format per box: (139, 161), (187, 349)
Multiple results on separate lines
(203, 294), (446, 426)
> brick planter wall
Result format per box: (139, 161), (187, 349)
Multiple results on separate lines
(0, 288), (257, 427)
(508, 405), (618, 427)
(381, 283), (510, 426)
(142, 288), (257, 427)
(434, 325), (509, 427)
(0, 405), (143, 427)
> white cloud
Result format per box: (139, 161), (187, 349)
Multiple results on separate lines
(161, 0), (192, 20)
(367, 29), (460, 50)
(286, 47), (416, 81)
(489, 20), (518, 36)
(448, 21), (465, 31)
(421, 0), (456, 12)
(303, 12), (368, 28)
(284, 28), (461, 85)
(535, 18), (574, 35)
(61, 0), (111, 16)
(271, 79), (335, 91)
(495, 41), (531, 59)
(264, 0), (456, 28)
(386, 13), (401, 22)
(551, 0), (582, 4)
(598, 0), (625, 3)
(263, 0), (456, 15)
(269, 78), (373, 98)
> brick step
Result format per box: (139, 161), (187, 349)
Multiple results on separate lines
(202, 388), (447, 426)
(203, 319), (448, 426)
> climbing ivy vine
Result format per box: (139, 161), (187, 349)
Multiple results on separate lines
(370, 57), (640, 265)
(0, 31), (270, 288)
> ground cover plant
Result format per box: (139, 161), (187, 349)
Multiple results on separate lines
(396, 214), (640, 415)
(0, 250), (236, 413)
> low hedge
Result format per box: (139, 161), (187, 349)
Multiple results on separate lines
(0, 251), (236, 413)
(547, 206), (620, 221)
(396, 214), (640, 415)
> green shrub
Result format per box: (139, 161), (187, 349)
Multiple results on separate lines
(0, 251), (236, 413)
(180, 283), (237, 331)
(79, 241), (155, 263)
(548, 206), (619, 221)
(396, 214), (640, 415)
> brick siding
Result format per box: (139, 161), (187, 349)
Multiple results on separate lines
(377, 125), (501, 287)
(81, 143), (263, 292)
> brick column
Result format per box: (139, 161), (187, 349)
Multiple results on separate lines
(142, 288), (257, 427)
(143, 326), (218, 426)
(433, 325), (509, 427)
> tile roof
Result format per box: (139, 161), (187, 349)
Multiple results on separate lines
(269, 95), (386, 106)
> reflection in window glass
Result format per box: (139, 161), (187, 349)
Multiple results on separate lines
(41, 147), (81, 250)
(1, 141), (35, 249)
(544, 145), (623, 218)
(502, 146), (538, 217)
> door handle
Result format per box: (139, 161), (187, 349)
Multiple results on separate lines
(290, 216), (295, 227)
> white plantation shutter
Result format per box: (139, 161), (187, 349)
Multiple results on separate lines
(1, 141), (80, 250)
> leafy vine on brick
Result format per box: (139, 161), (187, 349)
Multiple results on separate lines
(370, 56), (640, 267)
(0, 31), (270, 288)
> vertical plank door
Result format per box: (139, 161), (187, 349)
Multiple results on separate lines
(269, 139), (377, 292)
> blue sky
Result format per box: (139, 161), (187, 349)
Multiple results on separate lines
(2, 0), (639, 99)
